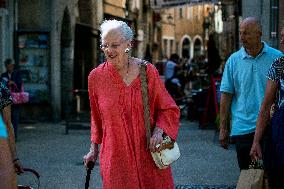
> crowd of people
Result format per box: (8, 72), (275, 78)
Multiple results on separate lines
(164, 54), (208, 106)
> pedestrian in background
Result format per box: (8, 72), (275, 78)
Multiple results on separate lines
(1, 58), (23, 140)
(164, 53), (180, 80)
(250, 26), (284, 188)
(219, 17), (283, 170)
(83, 20), (180, 189)
(0, 78), (24, 188)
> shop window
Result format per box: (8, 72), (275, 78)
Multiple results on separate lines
(15, 31), (50, 103)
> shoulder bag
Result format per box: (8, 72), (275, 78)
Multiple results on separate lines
(139, 61), (180, 169)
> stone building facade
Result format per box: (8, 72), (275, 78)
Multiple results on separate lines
(240, 0), (280, 49)
(0, 0), (101, 121)
(1, 0), (154, 121)
(153, 3), (216, 62)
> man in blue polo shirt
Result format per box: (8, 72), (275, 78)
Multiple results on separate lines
(219, 17), (283, 170)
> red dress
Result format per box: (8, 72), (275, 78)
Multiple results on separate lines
(88, 62), (180, 189)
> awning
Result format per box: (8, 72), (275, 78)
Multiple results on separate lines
(150, 0), (218, 9)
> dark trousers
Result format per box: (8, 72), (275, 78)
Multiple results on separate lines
(263, 120), (284, 188)
(11, 104), (20, 139)
(269, 165), (284, 189)
(231, 132), (255, 170)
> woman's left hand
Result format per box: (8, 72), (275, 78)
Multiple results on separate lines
(149, 128), (163, 152)
(14, 159), (24, 174)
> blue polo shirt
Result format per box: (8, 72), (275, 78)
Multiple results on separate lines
(220, 42), (283, 136)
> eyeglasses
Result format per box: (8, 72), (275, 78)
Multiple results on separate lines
(100, 40), (126, 50)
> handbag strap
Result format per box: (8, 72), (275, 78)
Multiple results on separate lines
(139, 61), (151, 148)
(9, 83), (24, 92)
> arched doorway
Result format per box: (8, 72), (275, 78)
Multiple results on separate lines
(182, 38), (191, 59)
(60, 7), (73, 119)
(194, 38), (202, 56)
(73, 0), (98, 112)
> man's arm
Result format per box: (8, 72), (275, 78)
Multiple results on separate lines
(219, 92), (233, 149)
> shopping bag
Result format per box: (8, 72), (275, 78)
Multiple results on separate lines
(10, 84), (29, 104)
(236, 160), (270, 189)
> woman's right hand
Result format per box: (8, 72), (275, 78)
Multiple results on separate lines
(83, 149), (98, 168)
(14, 159), (24, 174)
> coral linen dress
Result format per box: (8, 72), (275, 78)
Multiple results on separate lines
(88, 61), (180, 189)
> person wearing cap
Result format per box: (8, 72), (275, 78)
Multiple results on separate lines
(1, 58), (23, 140)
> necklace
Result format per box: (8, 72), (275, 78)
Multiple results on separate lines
(123, 57), (131, 85)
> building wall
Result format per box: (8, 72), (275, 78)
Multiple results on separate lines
(10, 0), (80, 121)
(1, 0), (104, 121)
(174, 4), (213, 59)
(52, 0), (78, 121)
(104, 0), (126, 18)
(220, 0), (238, 61)
(241, 0), (272, 47)
(0, 0), (15, 73)
(0, 8), (8, 72)
(18, 0), (51, 30)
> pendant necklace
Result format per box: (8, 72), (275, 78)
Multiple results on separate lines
(123, 57), (131, 85)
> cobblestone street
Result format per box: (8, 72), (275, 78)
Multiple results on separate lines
(16, 120), (239, 188)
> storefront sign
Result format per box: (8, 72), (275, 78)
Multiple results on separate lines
(150, 0), (217, 9)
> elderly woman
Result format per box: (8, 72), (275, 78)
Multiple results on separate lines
(83, 20), (180, 189)
(250, 26), (284, 189)
(0, 79), (22, 188)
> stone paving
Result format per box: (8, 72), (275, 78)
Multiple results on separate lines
(16, 120), (239, 189)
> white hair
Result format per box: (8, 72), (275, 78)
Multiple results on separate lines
(100, 19), (134, 41)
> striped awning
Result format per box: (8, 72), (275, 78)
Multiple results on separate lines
(150, 0), (218, 9)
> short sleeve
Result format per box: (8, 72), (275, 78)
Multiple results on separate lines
(220, 57), (235, 94)
(0, 79), (13, 110)
(267, 56), (284, 83)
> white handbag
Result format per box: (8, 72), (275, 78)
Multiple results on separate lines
(140, 62), (181, 169)
(151, 136), (180, 169)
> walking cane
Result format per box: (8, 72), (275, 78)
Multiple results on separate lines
(85, 161), (95, 189)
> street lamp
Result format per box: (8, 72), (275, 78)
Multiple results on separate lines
(124, 1), (129, 18)
(167, 14), (174, 24)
